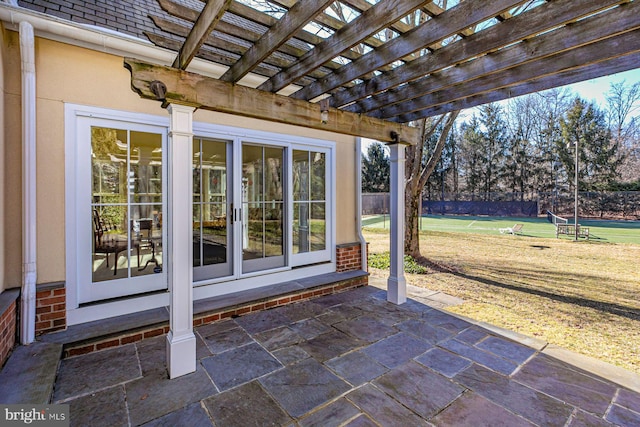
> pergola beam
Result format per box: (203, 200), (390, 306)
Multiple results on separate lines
(408, 53), (640, 119)
(394, 30), (640, 122)
(220, 0), (334, 83)
(172, 0), (231, 70)
(124, 58), (419, 145)
(291, 0), (527, 102)
(333, 0), (627, 110)
(374, 2), (640, 120)
(257, 0), (433, 94)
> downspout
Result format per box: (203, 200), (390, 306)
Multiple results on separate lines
(20, 21), (36, 345)
(355, 138), (367, 273)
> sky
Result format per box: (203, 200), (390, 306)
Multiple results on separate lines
(361, 68), (640, 151)
(569, 69), (640, 107)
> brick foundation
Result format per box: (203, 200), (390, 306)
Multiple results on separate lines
(0, 290), (18, 368)
(62, 274), (367, 358)
(336, 242), (367, 272)
(35, 284), (66, 335)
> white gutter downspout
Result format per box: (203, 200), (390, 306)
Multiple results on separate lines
(355, 138), (368, 273)
(20, 20), (36, 345)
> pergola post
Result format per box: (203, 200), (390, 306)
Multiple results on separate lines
(166, 103), (196, 378)
(387, 143), (407, 305)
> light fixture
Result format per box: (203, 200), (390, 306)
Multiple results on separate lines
(319, 99), (329, 124)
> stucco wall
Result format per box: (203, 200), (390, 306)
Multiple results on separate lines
(2, 33), (358, 287)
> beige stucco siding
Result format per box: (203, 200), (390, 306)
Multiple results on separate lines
(2, 33), (358, 287)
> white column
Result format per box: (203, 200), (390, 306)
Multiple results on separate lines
(387, 143), (406, 305)
(20, 21), (36, 345)
(166, 103), (196, 378)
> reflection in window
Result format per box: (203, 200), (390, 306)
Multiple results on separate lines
(91, 127), (163, 282)
(293, 150), (326, 254)
(193, 139), (229, 269)
(242, 145), (284, 264)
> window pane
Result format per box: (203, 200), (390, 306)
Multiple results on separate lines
(265, 202), (284, 257)
(202, 203), (228, 265)
(243, 145), (263, 203)
(130, 131), (162, 204)
(243, 203), (264, 261)
(131, 204), (163, 276)
(92, 205), (128, 282)
(91, 127), (127, 204)
(293, 202), (309, 254)
(193, 139), (201, 203)
(193, 204), (202, 267)
(264, 147), (283, 202)
(292, 150), (309, 202)
(310, 202), (326, 251)
(311, 152), (326, 201)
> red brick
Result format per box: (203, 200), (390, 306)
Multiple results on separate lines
(36, 306), (52, 315)
(143, 328), (164, 338)
(236, 307), (251, 315)
(36, 321), (51, 330)
(53, 303), (66, 311)
(67, 344), (95, 357)
(36, 290), (53, 299)
(265, 301), (277, 308)
(250, 303), (266, 312)
(220, 311), (234, 319)
(53, 288), (66, 296)
(277, 297), (290, 305)
(121, 333), (143, 344)
(38, 296), (66, 306)
(96, 339), (120, 350)
(40, 311), (65, 321)
(193, 318), (203, 327)
(52, 319), (66, 328)
(203, 314), (220, 323)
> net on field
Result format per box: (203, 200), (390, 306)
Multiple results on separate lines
(547, 210), (568, 226)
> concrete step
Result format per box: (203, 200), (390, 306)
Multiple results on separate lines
(0, 341), (63, 404)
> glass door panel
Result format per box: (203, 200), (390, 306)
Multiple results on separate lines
(193, 138), (232, 281)
(83, 122), (166, 303)
(242, 144), (285, 273)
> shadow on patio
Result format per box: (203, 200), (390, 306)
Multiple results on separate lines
(22, 285), (640, 426)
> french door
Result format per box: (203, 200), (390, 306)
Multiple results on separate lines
(78, 117), (168, 303)
(192, 139), (286, 282)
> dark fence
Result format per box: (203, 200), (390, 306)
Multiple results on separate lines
(422, 200), (538, 217)
(539, 191), (640, 219)
(362, 193), (390, 215)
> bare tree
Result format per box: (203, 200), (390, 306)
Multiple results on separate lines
(405, 112), (459, 259)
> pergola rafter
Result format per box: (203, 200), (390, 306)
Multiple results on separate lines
(334, 0), (631, 111)
(130, 0), (640, 130)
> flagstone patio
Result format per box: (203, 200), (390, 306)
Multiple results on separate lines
(48, 284), (640, 426)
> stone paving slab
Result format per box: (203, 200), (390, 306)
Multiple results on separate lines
(36, 285), (640, 426)
(203, 381), (292, 426)
(0, 341), (62, 404)
(53, 344), (141, 402)
(201, 342), (282, 391)
(259, 358), (351, 418)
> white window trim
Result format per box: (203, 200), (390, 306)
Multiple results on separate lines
(65, 104), (337, 325)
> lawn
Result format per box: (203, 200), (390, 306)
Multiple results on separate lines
(363, 214), (640, 244)
(362, 224), (640, 374)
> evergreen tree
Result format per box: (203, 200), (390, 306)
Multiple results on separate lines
(479, 104), (508, 199)
(361, 142), (390, 192)
(557, 97), (623, 191)
(459, 116), (484, 198)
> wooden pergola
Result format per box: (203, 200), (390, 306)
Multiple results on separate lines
(124, 0), (640, 378)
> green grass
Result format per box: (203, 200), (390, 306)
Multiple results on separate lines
(363, 214), (640, 244)
(362, 225), (640, 374)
